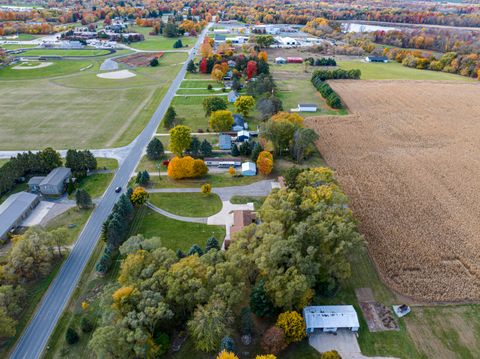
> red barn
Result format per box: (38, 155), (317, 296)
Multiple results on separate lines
(287, 57), (303, 63)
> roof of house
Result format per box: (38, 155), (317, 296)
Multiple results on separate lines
(230, 209), (256, 237)
(241, 161), (256, 172)
(28, 176), (46, 186)
(299, 103), (317, 107)
(367, 56), (388, 60)
(205, 157), (240, 162)
(233, 114), (244, 126)
(40, 167), (71, 187)
(214, 34), (226, 41)
(237, 130), (250, 137)
(0, 192), (39, 237)
(219, 134), (232, 146)
(303, 306), (360, 329)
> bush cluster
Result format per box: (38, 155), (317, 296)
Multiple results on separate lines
(306, 57), (337, 66)
(311, 68), (361, 81)
(311, 78), (343, 109)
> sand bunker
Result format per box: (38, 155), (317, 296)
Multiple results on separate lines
(13, 62), (53, 70)
(96, 69), (136, 79)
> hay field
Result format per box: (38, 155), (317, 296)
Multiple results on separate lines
(307, 80), (480, 302)
(0, 52), (187, 150)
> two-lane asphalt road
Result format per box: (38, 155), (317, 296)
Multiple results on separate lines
(9, 24), (211, 359)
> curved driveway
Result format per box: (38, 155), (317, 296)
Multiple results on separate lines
(9, 24), (212, 359)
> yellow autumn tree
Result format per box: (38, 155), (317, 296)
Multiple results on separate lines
(258, 51), (268, 62)
(257, 151), (273, 176)
(217, 351), (239, 359)
(201, 183), (212, 194)
(130, 186), (149, 206)
(276, 311), (306, 343)
(228, 166), (236, 176)
(111, 286), (134, 311)
(168, 156), (208, 179)
(271, 112), (304, 127)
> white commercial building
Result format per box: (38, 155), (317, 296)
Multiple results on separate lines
(303, 305), (360, 334)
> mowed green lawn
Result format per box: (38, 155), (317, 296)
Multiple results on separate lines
(338, 60), (476, 82)
(128, 25), (196, 51)
(0, 53), (187, 150)
(20, 49), (111, 57)
(149, 192), (223, 217)
(130, 206), (225, 251)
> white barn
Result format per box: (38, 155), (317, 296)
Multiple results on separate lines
(303, 305), (360, 334)
(297, 103), (318, 112)
(241, 162), (256, 176)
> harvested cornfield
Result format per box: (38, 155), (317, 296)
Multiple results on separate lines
(116, 52), (164, 67)
(307, 80), (480, 302)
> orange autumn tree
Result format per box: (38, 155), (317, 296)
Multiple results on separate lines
(257, 151), (273, 175)
(168, 156), (208, 179)
(258, 51), (268, 62)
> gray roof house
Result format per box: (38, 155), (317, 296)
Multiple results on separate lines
(38, 167), (71, 196)
(219, 134), (233, 150)
(228, 90), (239, 103)
(28, 176), (46, 193)
(0, 192), (40, 240)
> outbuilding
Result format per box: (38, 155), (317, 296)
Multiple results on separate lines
(204, 157), (242, 168)
(297, 103), (318, 112)
(237, 130), (250, 142)
(287, 57), (303, 63)
(0, 192), (40, 240)
(218, 134), (233, 150)
(228, 90), (239, 103)
(39, 167), (71, 196)
(365, 56), (388, 63)
(241, 161), (256, 176)
(303, 305), (360, 334)
(275, 57), (286, 64)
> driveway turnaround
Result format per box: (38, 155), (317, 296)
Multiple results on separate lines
(9, 24), (212, 359)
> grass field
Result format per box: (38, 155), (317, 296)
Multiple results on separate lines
(20, 49), (111, 57)
(1, 44), (37, 50)
(128, 25), (196, 51)
(95, 157), (118, 170)
(271, 63), (347, 116)
(69, 173), (113, 199)
(149, 192), (223, 217)
(337, 60), (476, 81)
(230, 195), (266, 210)
(0, 52), (187, 150)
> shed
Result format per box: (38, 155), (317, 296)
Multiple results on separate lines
(237, 130), (250, 142)
(228, 90), (239, 103)
(204, 157), (242, 167)
(0, 192), (40, 240)
(365, 56), (388, 63)
(298, 103), (318, 112)
(287, 57), (303, 63)
(303, 305), (360, 334)
(275, 57), (286, 64)
(39, 167), (71, 196)
(218, 134), (233, 150)
(241, 162), (256, 176)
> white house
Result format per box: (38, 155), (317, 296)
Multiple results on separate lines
(241, 162), (256, 176)
(237, 130), (250, 142)
(303, 306), (360, 334)
(297, 103), (317, 112)
(275, 36), (299, 46)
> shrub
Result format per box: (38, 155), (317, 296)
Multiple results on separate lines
(66, 327), (79, 345)
(275, 311), (306, 343)
(220, 336), (235, 352)
(150, 57), (159, 67)
(201, 183), (212, 194)
(217, 351), (239, 359)
(80, 317), (94, 333)
(261, 326), (287, 354)
(130, 187), (149, 206)
(208, 84), (213, 90)
(321, 351), (342, 359)
(257, 151), (273, 175)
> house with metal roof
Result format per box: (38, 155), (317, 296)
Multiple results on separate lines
(28, 176), (46, 193)
(303, 305), (360, 334)
(218, 134), (233, 150)
(241, 161), (256, 176)
(0, 192), (40, 240)
(38, 167), (71, 196)
(237, 130), (250, 143)
(297, 103), (318, 112)
(228, 90), (239, 103)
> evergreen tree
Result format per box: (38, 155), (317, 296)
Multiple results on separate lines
(200, 139), (213, 157)
(220, 336), (235, 352)
(186, 59), (197, 73)
(176, 249), (186, 259)
(205, 236), (220, 252)
(141, 170), (150, 185)
(66, 327), (79, 345)
(76, 189), (92, 209)
(146, 138), (164, 160)
(250, 280), (276, 317)
(231, 144), (240, 157)
(189, 137), (201, 157)
(67, 177), (75, 195)
(163, 106), (177, 129)
(188, 244), (204, 256)
(239, 141), (252, 156)
(251, 142), (263, 162)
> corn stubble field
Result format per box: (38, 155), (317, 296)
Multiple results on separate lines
(307, 80), (480, 302)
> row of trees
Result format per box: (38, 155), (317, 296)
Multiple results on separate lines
(311, 79), (343, 109)
(0, 227), (69, 337)
(311, 68), (361, 81)
(305, 57), (337, 66)
(0, 148), (62, 195)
